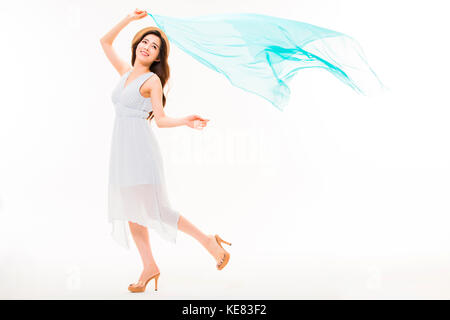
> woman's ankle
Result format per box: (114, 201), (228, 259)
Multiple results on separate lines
(143, 263), (159, 270)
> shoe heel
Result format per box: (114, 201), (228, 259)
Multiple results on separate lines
(154, 274), (159, 291)
(216, 235), (232, 246)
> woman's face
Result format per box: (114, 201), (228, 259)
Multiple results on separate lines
(137, 34), (161, 64)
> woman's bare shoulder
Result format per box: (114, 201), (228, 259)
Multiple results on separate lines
(138, 73), (159, 98)
(149, 72), (161, 86)
(142, 73), (161, 91)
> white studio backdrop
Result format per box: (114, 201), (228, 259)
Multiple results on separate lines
(0, 0), (449, 299)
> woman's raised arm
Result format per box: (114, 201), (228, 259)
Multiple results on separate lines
(100, 9), (148, 75)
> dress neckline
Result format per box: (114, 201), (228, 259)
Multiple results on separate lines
(123, 69), (153, 90)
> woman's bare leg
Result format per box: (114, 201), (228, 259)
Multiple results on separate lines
(128, 221), (160, 283)
(177, 214), (226, 266)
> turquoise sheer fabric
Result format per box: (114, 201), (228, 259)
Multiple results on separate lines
(147, 12), (386, 111)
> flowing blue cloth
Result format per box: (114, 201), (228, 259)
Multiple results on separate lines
(147, 12), (386, 111)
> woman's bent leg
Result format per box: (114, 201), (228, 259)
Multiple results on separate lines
(177, 214), (225, 266)
(177, 214), (209, 247)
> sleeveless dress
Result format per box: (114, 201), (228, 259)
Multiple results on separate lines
(108, 69), (180, 249)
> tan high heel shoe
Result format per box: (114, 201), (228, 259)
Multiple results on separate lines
(128, 272), (160, 293)
(215, 234), (232, 270)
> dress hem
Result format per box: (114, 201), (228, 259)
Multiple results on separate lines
(108, 213), (181, 250)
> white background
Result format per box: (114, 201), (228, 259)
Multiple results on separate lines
(0, 0), (449, 299)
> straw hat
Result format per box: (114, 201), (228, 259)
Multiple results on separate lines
(132, 26), (170, 56)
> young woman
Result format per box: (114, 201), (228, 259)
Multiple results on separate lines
(100, 9), (232, 293)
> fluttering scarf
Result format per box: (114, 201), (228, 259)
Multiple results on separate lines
(147, 12), (386, 111)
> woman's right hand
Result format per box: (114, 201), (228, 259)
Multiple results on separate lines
(127, 8), (148, 21)
(184, 115), (210, 130)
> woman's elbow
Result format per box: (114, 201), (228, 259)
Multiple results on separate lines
(154, 117), (163, 128)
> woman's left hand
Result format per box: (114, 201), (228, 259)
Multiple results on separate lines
(184, 114), (210, 130)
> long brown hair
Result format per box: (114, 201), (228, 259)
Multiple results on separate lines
(131, 30), (170, 121)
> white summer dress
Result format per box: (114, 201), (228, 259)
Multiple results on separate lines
(108, 69), (180, 249)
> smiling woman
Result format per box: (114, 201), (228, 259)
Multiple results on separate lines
(100, 8), (230, 294)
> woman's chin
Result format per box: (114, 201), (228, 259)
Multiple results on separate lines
(137, 57), (153, 65)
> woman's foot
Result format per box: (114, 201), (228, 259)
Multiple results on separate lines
(205, 234), (227, 268)
(130, 264), (160, 287)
